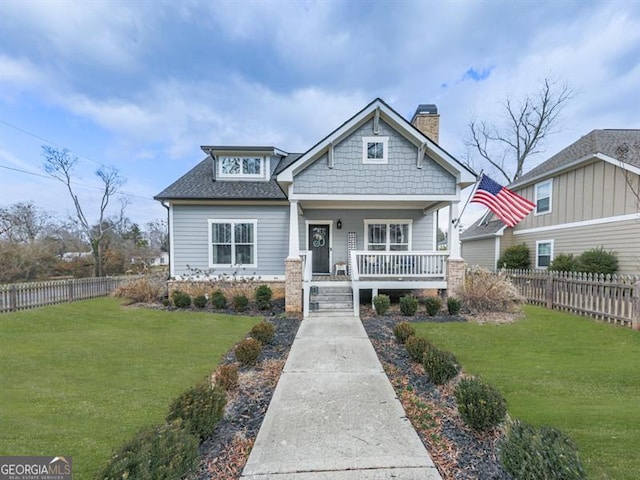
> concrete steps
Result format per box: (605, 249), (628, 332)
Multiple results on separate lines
(310, 285), (353, 313)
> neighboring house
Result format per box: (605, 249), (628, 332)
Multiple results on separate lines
(155, 98), (476, 315)
(60, 251), (93, 262)
(461, 129), (640, 274)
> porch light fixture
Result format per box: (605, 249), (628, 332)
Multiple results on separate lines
(337, 219), (342, 229)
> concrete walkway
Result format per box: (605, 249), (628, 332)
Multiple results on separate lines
(241, 314), (441, 480)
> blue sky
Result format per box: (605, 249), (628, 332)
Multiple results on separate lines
(1, 0), (639, 229)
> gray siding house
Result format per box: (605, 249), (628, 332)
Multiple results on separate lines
(461, 129), (640, 274)
(156, 98), (476, 315)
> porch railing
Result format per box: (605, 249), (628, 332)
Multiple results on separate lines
(350, 251), (448, 280)
(300, 250), (313, 282)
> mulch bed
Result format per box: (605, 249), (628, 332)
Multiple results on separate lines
(189, 308), (510, 480)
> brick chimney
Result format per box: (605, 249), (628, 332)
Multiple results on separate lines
(411, 104), (439, 144)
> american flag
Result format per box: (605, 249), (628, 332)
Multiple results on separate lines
(470, 174), (535, 227)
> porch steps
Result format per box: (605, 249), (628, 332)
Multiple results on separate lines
(310, 285), (353, 313)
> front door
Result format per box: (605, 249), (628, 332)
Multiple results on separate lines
(309, 224), (330, 274)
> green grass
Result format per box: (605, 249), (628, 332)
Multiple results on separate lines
(413, 305), (640, 479)
(0, 298), (258, 479)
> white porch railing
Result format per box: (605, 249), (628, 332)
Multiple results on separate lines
(350, 251), (448, 280)
(300, 250), (313, 282)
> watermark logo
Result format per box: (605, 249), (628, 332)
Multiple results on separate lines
(0, 456), (72, 480)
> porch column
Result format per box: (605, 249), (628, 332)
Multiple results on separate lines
(286, 200), (303, 314)
(288, 200), (300, 259)
(447, 201), (466, 298)
(448, 201), (461, 260)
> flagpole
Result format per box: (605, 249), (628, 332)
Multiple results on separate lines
(453, 169), (483, 228)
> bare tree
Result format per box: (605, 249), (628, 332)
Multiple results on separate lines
(0, 202), (51, 243)
(42, 146), (125, 277)
(467, 78), (574, 183)
(614, 141), (640, 210)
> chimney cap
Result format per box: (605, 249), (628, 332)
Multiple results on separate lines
(412, 103), (438, 117)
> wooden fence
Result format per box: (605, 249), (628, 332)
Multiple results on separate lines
(503, 269), (640, 329)
(0, 277), (128, 313)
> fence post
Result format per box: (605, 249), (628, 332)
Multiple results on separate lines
(67, 279), (74, 303)
(545, 273), (554, 309)
(9, 285), (17, 312)
(632, 281), (640, 331)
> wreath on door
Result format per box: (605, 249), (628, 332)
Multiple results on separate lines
(312, 227), (326, 248)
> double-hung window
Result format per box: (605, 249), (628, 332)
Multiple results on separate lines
(535, 179), (552, 215)
(365, 220), (411, 251)
(536, 240), (553, 269)
(209, 220), (257, 267)
(218, 157), (264, 178)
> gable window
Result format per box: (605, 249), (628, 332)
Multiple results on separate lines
(365, 220), (411, 251)
(218, 157), (264, 178)
(209, 220), (257, 267)
(536, 240), (553, 269)
(362, 136), (389, 164)
(535, 179), (552, 215)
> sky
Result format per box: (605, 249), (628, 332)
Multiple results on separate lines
(1, 0), (639, 232)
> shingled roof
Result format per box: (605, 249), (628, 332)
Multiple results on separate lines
(154, 154), (302, 200)
(460, 217), (505, 240)
(512, 129), (640, 187)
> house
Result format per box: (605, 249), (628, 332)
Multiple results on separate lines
(461, 129), (640, 274)
(155, 98), (476, 316)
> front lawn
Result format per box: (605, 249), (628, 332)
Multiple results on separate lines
(413, 305), (640, 479)
(0, 298), (258, 479)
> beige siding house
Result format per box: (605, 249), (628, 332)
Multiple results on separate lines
(461, 129), (640, 274)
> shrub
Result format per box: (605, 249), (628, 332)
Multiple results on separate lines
(497, 244), (531, 269)
(461, 267), (525, 314)
(399, 295), (419, 316)
(255, 284), (273, 310)
(424, 296), (442, 316)
(393, 321), (415, 344)
(499, 419), (585, 480)
(577, 247), (618, 275)
(113, 274), (166, 304)
(210, 289), (227, 309)
(405, 335), (432, 363)
(250, 321), (275, 344)
(454, 377), (507, 432)
(373, 294), (391, 315)
(98, 422), (199, 480)
(423, 347), (460, 385)
(166, 382), (226, 441)
(193, 294), (208, 309)
(215, 363), (239, 391)
(233, 294), (249, 312)
(235, 338), (262, 366)
(447, 297), (462, 315)
(171, 290), (192, 309)
(548, 253), (577, 272)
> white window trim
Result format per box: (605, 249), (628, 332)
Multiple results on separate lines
(217, 156), (268, 180)
(362, 136), (389, 164)
(208, 219), (258, 268)
(364, 219), (413, 251)
(534, 179), (553, 216)
(536, 239), (554, 269)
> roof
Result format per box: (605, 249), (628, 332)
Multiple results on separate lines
(154, 155), (300, 201)
(512, 129), (640, 188)
(460, 217), (506, 240)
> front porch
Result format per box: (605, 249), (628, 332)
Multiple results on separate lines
(300, 250), (454, 317)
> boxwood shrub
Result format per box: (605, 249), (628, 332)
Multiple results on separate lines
(454, 377), (507, 432)
(255, 284), (273, 310)
(373, 294), (391, 315)
(424, 296), (442, 316)
(393, 321), (415, 344)
(166, 382), (226, 441)
(171, 290), (191, 309)
(210, 290), (227, 309)
(399, 295), (419, 316)
(235, 338), (262, 366)
(405, 335), (433, 363)
(250, 321), (275, 344)
(423, 347), (460, 385)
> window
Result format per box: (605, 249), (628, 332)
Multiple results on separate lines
(535, 179), (552, 215)
(365, 220), (411, 251)
(536, 240), (553, 269)
(362, 136), (388, 164)
(209, 220), (257, 267)
(218, 157), (264, 178)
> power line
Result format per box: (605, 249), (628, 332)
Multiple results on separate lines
(0, 164), (156, 202)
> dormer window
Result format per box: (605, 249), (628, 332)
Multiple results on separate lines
(362, 136), (388, 164)
(218, 156), (265, 178)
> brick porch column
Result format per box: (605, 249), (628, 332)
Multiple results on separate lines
(447, 258), (466, 299)
(285, 257), (303, 314)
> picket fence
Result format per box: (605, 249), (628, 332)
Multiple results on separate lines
(0, 277), (128, 313)
(503, 269), (640, 329)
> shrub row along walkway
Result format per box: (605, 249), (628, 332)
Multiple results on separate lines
(241, 313), (441, 480)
